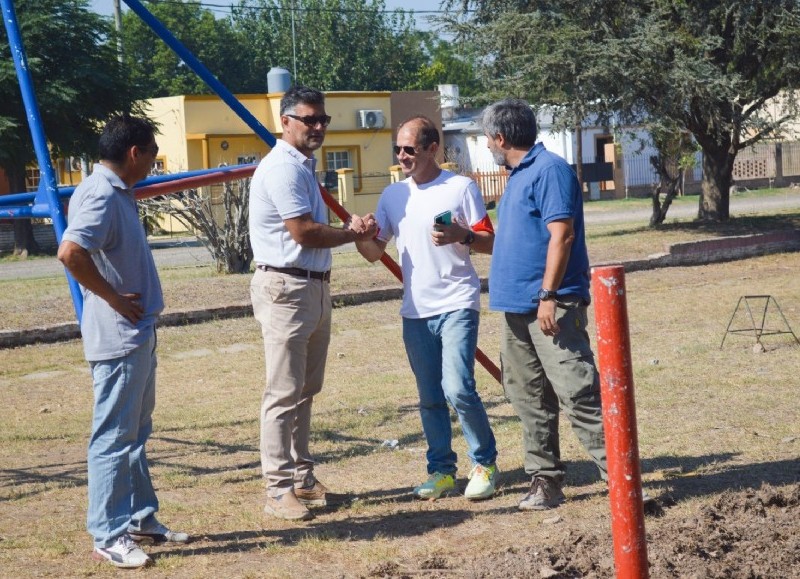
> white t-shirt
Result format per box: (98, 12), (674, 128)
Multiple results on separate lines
(375, 169), (488, 318)
(249, 139), (331, 272)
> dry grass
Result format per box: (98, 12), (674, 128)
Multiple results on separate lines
(1, 247), (799, 576)
(1, 191), (799, 576)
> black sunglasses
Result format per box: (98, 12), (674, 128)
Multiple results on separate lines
(285, 114), (332, 128)
(393, 145), (420, 156)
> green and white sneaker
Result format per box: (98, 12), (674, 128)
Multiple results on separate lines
(412, 472), (456, 500)
(464, 464), (498, 500)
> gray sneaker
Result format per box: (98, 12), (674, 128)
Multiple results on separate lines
(518, 476), (566, 511)
(129, 520), (190, 545)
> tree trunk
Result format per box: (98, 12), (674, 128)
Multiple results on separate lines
(698, 147), (734, 222)
(7, 167), (41, 257)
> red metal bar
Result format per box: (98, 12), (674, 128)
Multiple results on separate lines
(591, 265), (649, 579)
(319, 185), (501, 383)
(134, 165), (257, 200)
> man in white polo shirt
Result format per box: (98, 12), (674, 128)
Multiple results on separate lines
(249, 85), (376, 521)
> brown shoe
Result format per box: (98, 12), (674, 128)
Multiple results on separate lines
(295, 480), (329, 506)
(264, 490), (314, 521)
(519, 476), (566, 511)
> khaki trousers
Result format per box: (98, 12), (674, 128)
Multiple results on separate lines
(500, 299), (607, 483)
(250, 269), (331, 496)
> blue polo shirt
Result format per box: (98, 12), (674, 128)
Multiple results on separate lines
(489, 143), (590, 314)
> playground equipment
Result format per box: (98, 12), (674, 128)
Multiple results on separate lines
(0, 0), (502, 381)
(2, 1), (653, 575)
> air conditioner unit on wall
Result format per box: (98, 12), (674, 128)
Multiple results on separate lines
(356, 109), (385, 129)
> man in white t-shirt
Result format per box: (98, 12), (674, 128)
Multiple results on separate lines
(355, 116), (498, 500)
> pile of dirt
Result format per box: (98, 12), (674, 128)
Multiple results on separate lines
(370, 485), (799, 579)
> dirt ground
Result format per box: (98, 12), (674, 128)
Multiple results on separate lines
(2, 252), (800, 577)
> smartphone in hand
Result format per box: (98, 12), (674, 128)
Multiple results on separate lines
(434, 210), (452, 226)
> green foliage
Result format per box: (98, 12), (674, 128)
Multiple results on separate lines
(444, 0), (800, 221)
(0, 0), (139, 172)
(121, 1), (247, 96)
(410, 37), (483, 97)
(231, 0), (428, 91)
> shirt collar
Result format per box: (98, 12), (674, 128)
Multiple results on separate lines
(510, 142), (545, 175)
(276, 138), (316, 168)
(92, 163), (132, 193)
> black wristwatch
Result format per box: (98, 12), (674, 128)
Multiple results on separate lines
(459, 231), (476, 245)
(537, 288), (557, 301)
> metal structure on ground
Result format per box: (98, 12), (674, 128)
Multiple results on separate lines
(0, 0), (502, 381)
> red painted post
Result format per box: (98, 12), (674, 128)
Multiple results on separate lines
(591, 265), (649, 579)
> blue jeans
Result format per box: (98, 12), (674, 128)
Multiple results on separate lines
(87, 328), (159, 548)
(402, 309), (497, 475)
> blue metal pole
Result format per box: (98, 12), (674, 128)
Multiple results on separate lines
(0, 0), (83, 319)
(122, 0), (277, 148)
(0, 163), (258, 206)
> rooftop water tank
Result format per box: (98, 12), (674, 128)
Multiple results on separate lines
(267, 67), (291, 94)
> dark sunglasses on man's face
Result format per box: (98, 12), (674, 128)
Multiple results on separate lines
(393, 145), (419, 156)
(285, 114), (332, 128)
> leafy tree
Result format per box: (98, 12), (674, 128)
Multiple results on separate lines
(444, 0), (800, 222)
(410, 36), (483, 97)
(232, 0), (428, 91)
(121, 0), (248, 96)
(0, 0), (139, 255)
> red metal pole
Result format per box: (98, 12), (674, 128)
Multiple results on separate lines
(319, 185), (501, 384)
(591, 265), (648, 579)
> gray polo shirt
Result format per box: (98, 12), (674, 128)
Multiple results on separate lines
(248, 139), (332, 272)
(62, 164), (164, 362)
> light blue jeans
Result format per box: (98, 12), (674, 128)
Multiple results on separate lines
(402, 308), (497, 475)
(87, 328), (159, 548)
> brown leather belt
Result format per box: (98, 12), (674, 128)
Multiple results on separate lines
(257, 264), (330, 281)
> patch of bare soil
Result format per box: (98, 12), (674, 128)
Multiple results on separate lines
(365, 485), (800, 579)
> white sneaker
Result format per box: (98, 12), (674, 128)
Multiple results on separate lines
(464, 464), (498, 500)
(91, 534), (151, 568)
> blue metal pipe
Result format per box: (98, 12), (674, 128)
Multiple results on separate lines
(122, 0), (277, 148)
(0, 163), (258, 207)
(0, 0), (83, 319)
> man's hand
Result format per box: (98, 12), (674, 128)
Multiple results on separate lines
(348, 213), (378, 240)
(431, 222), (469, 246)
(537, 300), (560, 336)
(110, 293), (144, 324)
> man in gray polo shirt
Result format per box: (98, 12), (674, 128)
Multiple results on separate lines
(58, 115), (189, 568)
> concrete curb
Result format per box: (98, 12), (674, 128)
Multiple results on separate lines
(2, 231), (798, 349)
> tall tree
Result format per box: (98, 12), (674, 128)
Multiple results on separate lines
(232, 0), (428, 91)
(0, 0), (139, 255)
(410, 36), (483, 97)
(121, 0), (248, 96)
(444, 0), (800, 222)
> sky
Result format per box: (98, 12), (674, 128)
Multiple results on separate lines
(89, 0), (445, 32)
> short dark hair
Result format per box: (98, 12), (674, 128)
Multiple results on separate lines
(280, 85), (325, 115)
(98, 115), (156, 164)
(398, 115), (440, 149)
(481, 99), (537, 149)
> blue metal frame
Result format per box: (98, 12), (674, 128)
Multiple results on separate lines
(1, 0), (280, 322)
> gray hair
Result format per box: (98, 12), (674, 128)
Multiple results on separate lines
(481, 99), (537, 148)
(280, 85), (325, 115)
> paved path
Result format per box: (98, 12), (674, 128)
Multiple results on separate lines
(1, 192), (798, 281)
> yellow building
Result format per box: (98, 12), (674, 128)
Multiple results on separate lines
(144, 90), (441, 223)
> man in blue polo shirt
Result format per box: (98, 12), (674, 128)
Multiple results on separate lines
(480, 98), (606, 510)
